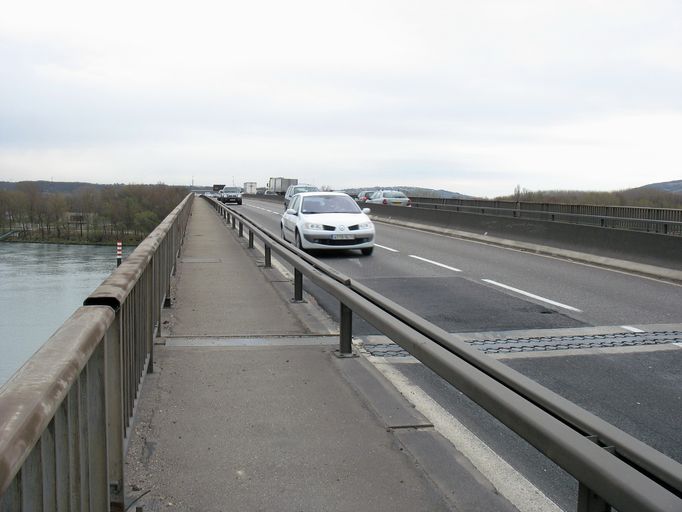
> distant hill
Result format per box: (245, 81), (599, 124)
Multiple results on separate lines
(342, 186), (472, 199)
(641, 179), (682, 194)
(0, 180), (108, 193)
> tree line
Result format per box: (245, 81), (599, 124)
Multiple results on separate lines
(499, 185), (682, 209)
(0, 183), (189, 244)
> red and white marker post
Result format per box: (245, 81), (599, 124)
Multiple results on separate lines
(116, 240), (122, 267)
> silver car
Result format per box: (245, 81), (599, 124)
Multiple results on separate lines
(281, 192), (375, 255)
(284, 184), (320, 209)
(365, 190), (411, 206)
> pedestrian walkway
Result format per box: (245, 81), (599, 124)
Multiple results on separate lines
(124, 198), (517, 511)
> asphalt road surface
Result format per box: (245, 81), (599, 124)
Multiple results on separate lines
(230, 197), (682, 511)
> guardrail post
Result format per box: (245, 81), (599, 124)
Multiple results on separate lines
(239, 221), (244, 238)
(292, 268), (304, 302)
(338, 303), (354, 357)
(248, 230), (254, 248)
(577, 482), (609, 512)
(264, 245), (272, 268)
(231, 216), (236, 229)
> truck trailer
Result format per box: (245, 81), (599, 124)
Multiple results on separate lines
(243, 182), (257, 195)
(267, 177), (298, 195)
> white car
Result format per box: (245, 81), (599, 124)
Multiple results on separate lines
(365, 190), (411, 206)
(281, 192), (375, 255)
(284, 184), (319, 210)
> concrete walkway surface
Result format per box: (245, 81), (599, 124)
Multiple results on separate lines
(124, 198), (517, 511)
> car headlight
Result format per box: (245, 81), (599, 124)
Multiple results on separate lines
(304, 223), (324, 230)
(358, 222), (373, 230)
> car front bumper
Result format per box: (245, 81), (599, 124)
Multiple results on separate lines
(302, 231), (374, 249)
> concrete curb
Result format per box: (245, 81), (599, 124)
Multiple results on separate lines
(372, 216), (682, 284)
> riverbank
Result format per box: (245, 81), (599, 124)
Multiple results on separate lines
(1, 235), (141, 247)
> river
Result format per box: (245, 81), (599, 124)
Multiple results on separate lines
(0, 242), (129, 386)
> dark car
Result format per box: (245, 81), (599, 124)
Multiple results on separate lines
(219, 187), (243, 205)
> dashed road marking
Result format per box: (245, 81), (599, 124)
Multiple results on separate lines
(621, 325), (644, 333)
(409, 255), (461, 272)
(244, 204), (280, 215)
(482, 279), (582, 313)
(375, 244), (400, 253)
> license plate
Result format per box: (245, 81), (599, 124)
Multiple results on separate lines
(391, 201), (402, 205)
(331, 234), (354, 240)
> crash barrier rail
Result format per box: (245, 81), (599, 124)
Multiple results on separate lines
(0, 193), (193, 511)
(208, 196), (682, 512)
(410, 197), (682, 236)
(240, 193), (682, 235)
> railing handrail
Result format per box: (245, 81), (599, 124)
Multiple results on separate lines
(209, 197), (682, 512)
(411, 195), (682, 214)
(0, 307), (115, 495)
(410, 200), (682, 227)
(84, 193), (194, 310)
(407, 196), (682, 235)
(0, 193), (194, 507)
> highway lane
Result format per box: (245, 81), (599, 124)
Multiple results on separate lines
(239, 197), (682, 330)
(232, 198), (682, 510)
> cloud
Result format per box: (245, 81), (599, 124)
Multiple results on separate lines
(1, 0), (681, 196)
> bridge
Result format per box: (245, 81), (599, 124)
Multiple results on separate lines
(1, 193), (681, 511)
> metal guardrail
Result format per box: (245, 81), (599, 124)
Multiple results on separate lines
(0, 193), (193, 511)
(410, 197), (682, 236)
(209, 197), (682, 512)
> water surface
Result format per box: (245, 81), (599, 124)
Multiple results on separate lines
(0, 242), (129, 386)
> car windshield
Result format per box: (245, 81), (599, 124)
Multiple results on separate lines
(293, 186), (317, 194)
(383, 191), (407, 198)
(223, 187), (240, 193)
(301, 195), (361, 214)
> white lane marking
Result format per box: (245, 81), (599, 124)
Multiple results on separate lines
(373, 363), (562, 512)
(409, 255), (461, 272)
(482, 279), (582, 313)
(621, 325), (644, 333)
(244, 204), (280, 215)
(375, 244), (400, 253)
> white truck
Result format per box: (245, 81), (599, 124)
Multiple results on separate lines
(243, 182), (257, 195)
(267, 177), (298, 195)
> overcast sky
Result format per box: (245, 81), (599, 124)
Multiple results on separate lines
(1, 0), (681, 197)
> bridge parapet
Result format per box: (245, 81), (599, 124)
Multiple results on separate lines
(0, 193), (193, 510)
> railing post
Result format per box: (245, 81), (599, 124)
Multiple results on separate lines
(106, 316), (125, 511)
(292, 268), (304, 302)
(239, 221), (243, 238)
(231, 216), (236, 229)
(248, 230), (254, 248)
(338, 303), (354, 356)
(88, 342), (110, 511)
(264, 245), (272, 268)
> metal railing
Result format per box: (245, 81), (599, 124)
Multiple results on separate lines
(0, 193), (193, 511)
(410, 197), (682, 235)
(208, 197), (682, 512)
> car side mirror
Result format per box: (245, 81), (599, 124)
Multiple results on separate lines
(362, 208), (371, 214)
(286, 208), (297, 216)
